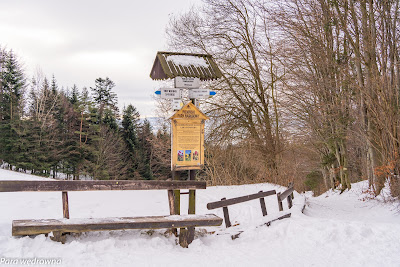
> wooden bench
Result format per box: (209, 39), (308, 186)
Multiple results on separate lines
(0, 180), (223, 247)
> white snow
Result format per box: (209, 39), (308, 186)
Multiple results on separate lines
(166, 55), (209, 68)
(0, 168), (399, 266)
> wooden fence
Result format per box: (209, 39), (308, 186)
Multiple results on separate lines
(207, 183), (295, 228)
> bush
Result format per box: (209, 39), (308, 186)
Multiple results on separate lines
(305, 170), (324, 195)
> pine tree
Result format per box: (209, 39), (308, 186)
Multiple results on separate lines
(121, 104), (140, 178)
(0, 50), (26, 168)
(69, 84), (79, 106)
(90, 77), (118, 124)
(138, 119), (154, 180)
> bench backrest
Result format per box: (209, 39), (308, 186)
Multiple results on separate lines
(0, 180), (206, 192)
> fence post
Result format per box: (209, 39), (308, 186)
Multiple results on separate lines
(277, 192), (283, 211)
(289, 182), (294, 199)
(62, 191), (69, 219)
(259, 191), (267, 216)
(221, 198), (231, 228)
(287, 195), (293, 209)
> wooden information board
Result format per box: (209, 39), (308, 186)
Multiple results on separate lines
(170, 102), (208, 171)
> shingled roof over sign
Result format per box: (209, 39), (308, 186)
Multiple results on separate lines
(150, 51), (222, 81)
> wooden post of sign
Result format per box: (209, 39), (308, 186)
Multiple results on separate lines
(172, 171), (180, 215)
(188, 170), (196, 214)
(186, 169), (196, 245)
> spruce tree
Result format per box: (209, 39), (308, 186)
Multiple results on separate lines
(90, 77), (118, 123)
(138, 119), (153, 180)
(121, 104), (140, 178)
(0, 50), (26, 168)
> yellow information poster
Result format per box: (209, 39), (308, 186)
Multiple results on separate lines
(170, 102), (208, 170)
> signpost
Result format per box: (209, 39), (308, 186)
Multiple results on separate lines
(170, 102), (208, 171)
(188, 89), (216, 99)
(155, 88), (182, 99)
(150, 52), (222, 243)
(174, 77), (200, 89)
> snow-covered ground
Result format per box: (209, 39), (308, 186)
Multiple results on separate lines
(0, 169), (399, 267)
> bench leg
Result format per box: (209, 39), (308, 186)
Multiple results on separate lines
(179, 227), (195, 248)
(50, 231), (67, 244)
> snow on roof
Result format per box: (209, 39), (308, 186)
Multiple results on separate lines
(149, 51), (222, 80)
(166, 55), (209, 68)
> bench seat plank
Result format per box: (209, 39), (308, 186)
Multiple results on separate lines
(0, 180), (206, 192)
(12, 214), (223, 236)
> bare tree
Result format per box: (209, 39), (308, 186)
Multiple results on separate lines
(167, 0), (284, 175)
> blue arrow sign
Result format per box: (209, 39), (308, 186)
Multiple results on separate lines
(210, 91), (216, 96)
(155, 90), (161, 95)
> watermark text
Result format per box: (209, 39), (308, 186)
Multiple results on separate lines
(0, 257), (62, 265)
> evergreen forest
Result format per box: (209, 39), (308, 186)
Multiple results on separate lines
(0, 48), (171, 180)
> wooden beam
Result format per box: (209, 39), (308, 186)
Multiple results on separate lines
(221, 198), (231, 228)
(62, 191), (69, 219)
(259, 191), (267, 216)
(278, 186), (294, 201)
(174, 190), (180, 215)
(288, 182), (295, 199)
(277, 193), (283, 211)
(167, 190), (175, 215)
(167, 190), (178, 236)
(188, 190), (196, 214)
(0, 180), (206, 192)
(12, 214), (223, 236)
(287, 195), (293, 209)
(206, 190), (276, 210)
(188, 170), (196, 215)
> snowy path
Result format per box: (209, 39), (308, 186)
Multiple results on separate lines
(299, 184), (400, 266)
(303, 183), (399, 223)
(0, 169), (399, 266)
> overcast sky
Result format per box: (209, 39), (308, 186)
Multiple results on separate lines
(0, 0), (201, 117)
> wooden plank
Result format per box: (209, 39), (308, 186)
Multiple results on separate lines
(264, 213), (291, 227)
(206, 190), (276, 210)
(259, 191), (267, 216)
(0, 180), (206, 192)
(279, 186), (294, 201)
(12, 214), (223, 236)
(62, 191), (69, 219)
